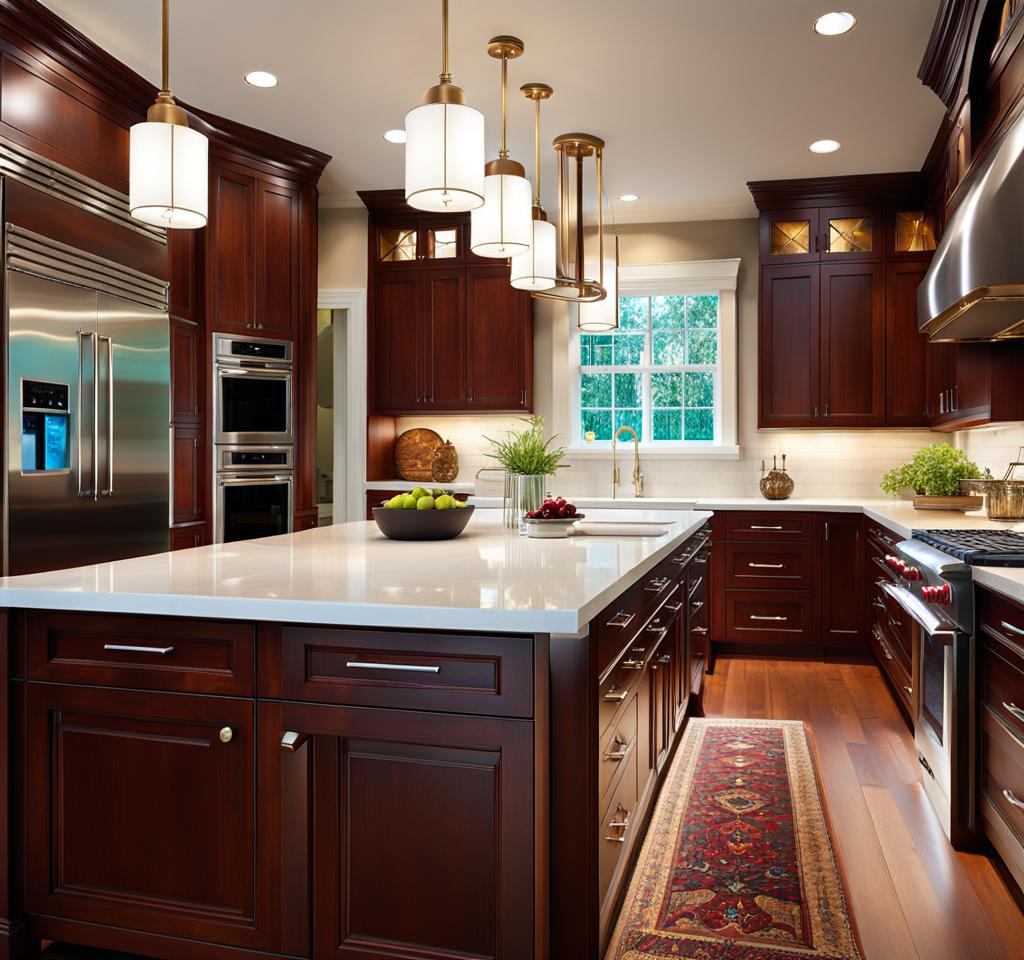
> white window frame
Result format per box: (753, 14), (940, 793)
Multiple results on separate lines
(567, 259), (740, 459)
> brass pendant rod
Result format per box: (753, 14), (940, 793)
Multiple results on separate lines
(440, 0), (451, 83)
(574, 150), (584, 284)
(595, 148), (604, 287)
(533, 97), (541, 205)
(499, 54), (509, 160)
(161, 0), (170, 93)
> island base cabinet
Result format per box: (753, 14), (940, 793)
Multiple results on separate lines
(24, 684), (281, 954)
(280, 701), (540, 960)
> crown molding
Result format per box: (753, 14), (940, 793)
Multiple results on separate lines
(747, 172), (925, 211)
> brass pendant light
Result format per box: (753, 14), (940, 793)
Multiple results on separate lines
(405, 0), (485, 212)
(470, 36), (533, 258)
(509, 83), (557, 290)
(532, 133), (611, 306)
(129, 0), (208, 229)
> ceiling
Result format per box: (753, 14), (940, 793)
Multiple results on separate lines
(39, 0), (947, 222)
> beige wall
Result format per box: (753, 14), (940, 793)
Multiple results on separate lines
(319, 207), (368, 290)
(319, 212), (940, 499)
(957, 424), (1024, 477)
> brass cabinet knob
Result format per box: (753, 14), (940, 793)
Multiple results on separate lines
(219, 726), (234, 744)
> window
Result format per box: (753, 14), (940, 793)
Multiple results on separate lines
(577, 293), (720, 444)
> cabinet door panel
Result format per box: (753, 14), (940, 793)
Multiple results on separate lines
(293, 702), (537, 960)
(172, 426), (204, 524)
(822, 515), (865, 645)
(466, 267), (533, 411)
(256, 180), (301, 338)
(25, 684), (276, 950)
(371, 273), (422, 412)
(209, 166), (256, 333)
(170, 319), (201, 425)
(759, 209), (820, 263)
(420, 268), (466, 409)
(885, 262), (930, 425)
(168, 228), (200, 325)
(820, 206), (880, 261)
(759, 265), (819, 425)
(820, 262), (884, 425)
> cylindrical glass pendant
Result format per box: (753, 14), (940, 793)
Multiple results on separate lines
(510, 218), (557, 290)
(129, 121), (208, 229)
(405, 101), (485, 212)
(471, 171), (533, 257)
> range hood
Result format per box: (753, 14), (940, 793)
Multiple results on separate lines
(919, 110), (1024, 342)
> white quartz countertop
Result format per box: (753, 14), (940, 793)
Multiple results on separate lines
(0, 508), (711, 636)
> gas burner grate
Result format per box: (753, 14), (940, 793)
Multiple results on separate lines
(914, 529), (1024, 566)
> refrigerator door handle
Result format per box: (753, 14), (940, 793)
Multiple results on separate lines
(76, 329), (96, 498)
(99, 334), (113, 496)
(92, 330), (100, 501)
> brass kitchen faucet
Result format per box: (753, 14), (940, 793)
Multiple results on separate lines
(612, 425), (643, 499)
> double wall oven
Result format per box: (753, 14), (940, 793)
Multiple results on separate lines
(212, 334), (294, 543)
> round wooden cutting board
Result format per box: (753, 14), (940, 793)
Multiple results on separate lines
(394, 428), (444, 482)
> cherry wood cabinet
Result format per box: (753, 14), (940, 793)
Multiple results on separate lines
(170, 521), (207, 551)
(927, 340), (1024, 431)
(363, 190), (533, 416)
(255, 179), (302, 339)
(821, 514), (865, 646)
(170, 319), (202, 425)
(172, 426), (205, 524)
(208, 163), (257, 334)
(167, 229), (200, 325)
(820, 262), (885, 425)
(24, 683), (277, 951)
(750, 179), (934, 429)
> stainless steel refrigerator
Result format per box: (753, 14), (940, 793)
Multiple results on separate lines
(5, 225), (170, 575)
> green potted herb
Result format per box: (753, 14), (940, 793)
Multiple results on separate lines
(881, 443), (990, 509)
(484, 416), (567, 529)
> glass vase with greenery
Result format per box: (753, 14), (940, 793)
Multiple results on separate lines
(880, 443), (989, 498)
(484, 416), (567, 529)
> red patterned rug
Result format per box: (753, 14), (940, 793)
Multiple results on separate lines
(606, 718), (863, 960)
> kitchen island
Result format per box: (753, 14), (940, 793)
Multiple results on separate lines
(0, 508), (712, 960)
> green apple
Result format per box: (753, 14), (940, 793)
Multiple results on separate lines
(410, 487), (429, 501)
(435, 494), (454, 510)
(416, 495), (435, 510)
(401, 494), (418, 509)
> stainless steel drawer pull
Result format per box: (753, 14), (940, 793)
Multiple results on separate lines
(657, 653), (672, 664)
(690, 600), (705, 615)
(1004, 789), (1024, 811)
(748, 562), (785, 569)
(604, 687), (629, 702)
(1000, 620), (1024, 637)
(1003, 701), (1024, 723)
(606, 610), (635, 629)
(281, 731), (308, 752)
(644, 577), (671, 592)
(620, 658), (644, 671)
(345, 661), (441, 673)
(750, 525), (783, 531)
(750, 614), (787, 622)
(103, 643), (175, 655)
(902, 685), (913, 697)
(691, 626), (709, 636)
(645, 625), (669, 638)
(872, 625), (894, 660)
(663, 601), (684, 613)
(604, 737), (631, 762)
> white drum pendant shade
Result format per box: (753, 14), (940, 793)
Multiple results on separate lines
(405, 101), (485, 212)
(471, 172), (532, 257)
(577, 235), (619, 332)
(129, 120), (208, 229)
(510, 218), (557, 290)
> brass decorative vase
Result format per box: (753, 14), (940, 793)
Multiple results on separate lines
(760, 454), (795, 501)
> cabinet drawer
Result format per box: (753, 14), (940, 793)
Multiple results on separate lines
(870, 623), (914, 712)
(979, 589), (1024, 653)
(599, 648), (646, 740)
(865, 521), (900, 553)
(980, 633), (1024, 745)
(725, 591), (814, 642)
(598, 738), (639, 908)
(277, 625), (533, 718)
(725, 542), (812, 590)
(870, 577), (912, 667)
(726, 511), (815, 541)
(25, 611), (254, 696)
(599, 693), (638, 812)
(981, 706), (1024, 847)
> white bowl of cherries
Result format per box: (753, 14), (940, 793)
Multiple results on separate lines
(522, 497), (584, 538)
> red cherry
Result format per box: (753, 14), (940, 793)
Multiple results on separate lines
(526, 510), (537, 519)
(558, 506), (569, 518)
(565, 504), (577, 517)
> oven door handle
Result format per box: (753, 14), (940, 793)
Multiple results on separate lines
(218, 475), (294, 487)
(218, 366), (292, 379)
(878, 581), (957, 645)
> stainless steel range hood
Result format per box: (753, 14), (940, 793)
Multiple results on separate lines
(919, 112), (1024, 341)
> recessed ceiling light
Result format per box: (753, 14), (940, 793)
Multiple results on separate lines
(618, 193), (639, 202)
(813, 11), (857, 36)
(809, 139), (842, 154)
(244, 70), (279, 88)
(383, 129), (407, 144)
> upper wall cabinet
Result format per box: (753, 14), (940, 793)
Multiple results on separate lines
(750, 176), (934, 430)
(361, 190), (534, 416)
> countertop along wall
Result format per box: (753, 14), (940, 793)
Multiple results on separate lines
(317, 210), (939, 499)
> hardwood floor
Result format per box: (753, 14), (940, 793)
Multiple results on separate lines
(701, 656), (1024, 960)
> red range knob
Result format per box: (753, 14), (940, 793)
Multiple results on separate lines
(937, 584), (952, 605)
(922, 585), (936, 603)
(903, 566), (921, 582)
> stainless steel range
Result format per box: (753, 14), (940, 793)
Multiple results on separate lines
(885, 529), (1024, 848)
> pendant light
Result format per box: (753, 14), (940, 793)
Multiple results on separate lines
(577, 234), (619, 332)
(470, 37), (533, 258)
(129, 0), (208, 229)
(532, 134), (608, 303)
(405, 0), (485, 212)
(510, 83), (557, 291)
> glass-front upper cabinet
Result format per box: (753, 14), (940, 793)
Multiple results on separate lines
(760, 209), (820, 264)
(820, 206), (878, 260)
(893, 211), (937, 255)
(376, 223), (463, 266)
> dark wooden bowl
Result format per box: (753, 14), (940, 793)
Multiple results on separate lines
(371, 505), (475, 541)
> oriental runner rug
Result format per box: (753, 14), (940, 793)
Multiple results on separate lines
(606, 718), (863, 960)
